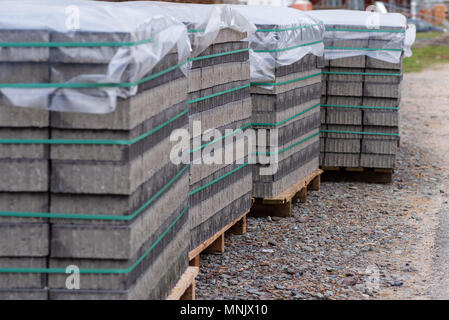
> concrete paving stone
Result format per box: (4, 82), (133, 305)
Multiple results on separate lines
(51, 169), (188, 260)
(324, 152), (360, 167)
(327, 80), (363, 97)
(368, 38), (403, 50)
(324, 125), (363, 139)
(0, 257), (47, 289)
(363, 110), (399, 127)
(214, 29), (247, 44)
(327, 67), (364, 82)
(0, 62), (48, 83)
(363, 126), (399, 140)
(0, 192), (48, 224)
(325, 138), (360, 153)
(0, 223), (48, 257)
(191, 191), (252, 251)
(360, 153), (395, 168)
(251, 82), (321, 113)
(362, 139), (398, 155)
(366, 56), (402, 70)
(253, 157), (318, 198)
(364, 82), (401, 98)
(0, 104), (49, 128)
(328, 55), (366, 68)
(250, 69), (322, 95)
(365, 68), (402, 83)
(0, 289), (48, 300)
(0, 159), (48, 192)
(325, 107), (362, 125)
(0, 30), (49, 62)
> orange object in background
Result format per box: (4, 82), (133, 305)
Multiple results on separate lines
(290, 0), (312, 11)
(433, 4), (447, 24)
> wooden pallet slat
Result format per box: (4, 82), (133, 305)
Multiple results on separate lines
(167, 266), (199, 300)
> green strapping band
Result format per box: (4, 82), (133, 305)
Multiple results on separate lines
(0, 109), (188, 146)
(251, 72), (321, 87)
(325, 46), (402, 52)
(256, 23), (323, 32)
(189, 162), (249, 196)
(322, 71), (401, 77)
(0, 60), (186, 89)
(0, 164), (189, 221)
(0, 204), (188, 274)
(254, 40), (323, 53)
(187, 83), (250, 104)
(321, 129), (399, 136)
(0, 38), (153, 48)
(252, 102), (320, 127)
(188, 28), (206, 33)
(326, 28), (405, 33)
(322, 104), (399, 110)
(256, 131), (319, 156)
(188, 48), (249, 62)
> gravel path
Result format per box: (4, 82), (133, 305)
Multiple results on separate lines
(195, 64), (449, 300)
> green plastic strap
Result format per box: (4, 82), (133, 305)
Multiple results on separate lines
(189, 123), (252, 153)
(326, 28), (405, 33)
(256, 23), (323, 32)
(322, 71), (401, 77)
(188, 48), (249, 62)
(0, 204), (188, 274)
(0, 109), (188, 146)
(321, 130), (399, 136)
(0, 60), (186, 89)
(322, 104), (398, 110)
(325, 46), (402, 52)
(251, 72), (321, 87)
(188, 28), (206, 33)
(0, 164), (189, 221)
(189, 162), (249, 196)
(256, 131), (319, 156)
(0, 38), (153, 48)
(252, 102), (320, 127)
(187, 83), (250, 104)
(254, 40), (323, 53)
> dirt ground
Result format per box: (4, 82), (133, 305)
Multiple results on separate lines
(195, 64), (449, 300)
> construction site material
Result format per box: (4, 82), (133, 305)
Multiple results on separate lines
(308, 10), (415, 179)
(232, 5), (324, 200)
(0, 0), (191, 300)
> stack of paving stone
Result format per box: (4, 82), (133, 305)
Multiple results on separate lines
(148, 2), (255, 251)
(232, 6), (325, 199)
(308, 10), (414, 170)
(0, 0), (191, 300)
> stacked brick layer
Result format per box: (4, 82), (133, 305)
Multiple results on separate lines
(188, 29), (252, 251)
(320, 27), (402, 169)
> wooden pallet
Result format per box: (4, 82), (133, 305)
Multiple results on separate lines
(188, 209), (249, 267)
(321, 166), (393, 184)
(249, 168), (323, 218)
(167, 266), (199, 300)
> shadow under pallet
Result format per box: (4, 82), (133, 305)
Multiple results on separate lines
(321, 166), (393, 184)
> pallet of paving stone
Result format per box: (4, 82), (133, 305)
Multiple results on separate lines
(249, 168), (322, 218)
(188, 208), (250, 267)
(321, 167), (393, 184)
(166, 266), (199, 300)
(0, 0), (192, 301)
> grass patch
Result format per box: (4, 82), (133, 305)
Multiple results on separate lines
(403, 45), (449, 73)
(415, 32), (445, 40)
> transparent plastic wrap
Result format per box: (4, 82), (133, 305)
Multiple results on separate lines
(130, 2), (257, 58)
(0, 0), (190, 113)
(307, 10), (416, 63)
(230, 5), (325, 87)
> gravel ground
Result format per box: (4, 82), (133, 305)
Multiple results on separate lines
(195, 64), (449, 300)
